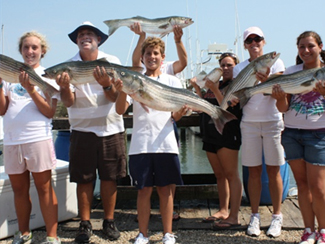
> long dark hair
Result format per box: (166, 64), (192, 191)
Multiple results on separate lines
(296, 31), (325, 64)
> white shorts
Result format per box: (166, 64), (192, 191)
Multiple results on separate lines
(240, 120), (285, 167)
(4, 139), (57, 174)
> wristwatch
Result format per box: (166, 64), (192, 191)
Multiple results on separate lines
(103, 85), (112, 91)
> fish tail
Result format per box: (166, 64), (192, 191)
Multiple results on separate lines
(211, 107), (237, 134)
(103, 20), (120, 37)
(233, 88), (251, 109)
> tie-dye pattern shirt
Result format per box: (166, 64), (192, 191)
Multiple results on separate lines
(283, 63), (325, 129)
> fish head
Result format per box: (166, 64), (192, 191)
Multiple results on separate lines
(43, 63), (73, 79)
(255, 51), (280, 74)
(170, 16), (194, 28)
(107, 67), (142, 94)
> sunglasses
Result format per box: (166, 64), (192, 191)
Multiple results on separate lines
(218, 52), (239, 64)
(244, 36), (264, 44)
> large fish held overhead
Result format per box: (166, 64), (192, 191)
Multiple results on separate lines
(106, 65), (237, 134)
(233, 67), (325, 108)
(103, 16), (194, 38)
(0, 54), (59, 99)
(220, 51), (280, 110)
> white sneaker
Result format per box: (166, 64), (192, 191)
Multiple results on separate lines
(299, 228), (316, 244)
(41, 236), (61, 244)
(134, 233), (150, 244)
(247, 214), (261, 237)
(317, 229), (325, 244)
(266, 214), (283, 237)
(162, 233), (176, 244)
(12, 231), (33, 244)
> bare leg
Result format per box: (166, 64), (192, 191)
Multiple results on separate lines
(266, 165), (282, 215)
(248, 165), (263, 214)
(289, 159), (315, 231)
(100, 180), (117, 220)
(32, 170), (58, 238)
(9, 171), (31, 236)
(137, 187), (153, 237)
(157, 185), (174, 234)
(206, 151), (229, 219)
(216, 148), (242, 224)
(77, 182), (94, 221)
(307, 163), (325, 230)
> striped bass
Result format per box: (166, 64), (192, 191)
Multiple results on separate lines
(107, 66), (237, 134)
(233, 67), (325, 108)
(220, 51), (280, 110)
(43, 59), (143, 85)
(195, 68), (223, 88)
(0, 54), (59, 99)
(104, 16), (194, 38)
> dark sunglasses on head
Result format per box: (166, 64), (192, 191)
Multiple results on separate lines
(218, 52), (239, 64)
(244, 36), (264, 44)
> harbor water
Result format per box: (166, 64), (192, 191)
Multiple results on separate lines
(0, 127), (297, 196)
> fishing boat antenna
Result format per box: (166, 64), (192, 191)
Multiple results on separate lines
(1, 24), (3, 54)
(125, 32), (135, 66)
(234, 0), (244, 61)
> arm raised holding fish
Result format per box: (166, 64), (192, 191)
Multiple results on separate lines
(131, 22), (187, 76)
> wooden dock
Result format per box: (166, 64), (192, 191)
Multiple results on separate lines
(60, 194), (303, 232)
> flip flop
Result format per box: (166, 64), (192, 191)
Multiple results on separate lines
(202, 216), (222, 223)
(212, 221), (242, 230)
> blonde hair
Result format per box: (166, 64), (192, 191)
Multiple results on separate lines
(141, 36), (165, 56)
(18, 31), (49, 58)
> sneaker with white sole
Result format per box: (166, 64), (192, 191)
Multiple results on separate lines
(266, 214), (283, 237)
(12, 231), (32, 244)
(247, 214), (261, 237)
(317, 229), (325, 244)
(41, 236), (61, 244)
(134, 233), (150, 244)
(299, 228), (316, 244)
(162, 233), (176, 244)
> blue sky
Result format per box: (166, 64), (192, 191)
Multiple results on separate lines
(0, 0), (324, 80)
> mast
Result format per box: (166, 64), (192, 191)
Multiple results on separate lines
(234, 0), (244, 61)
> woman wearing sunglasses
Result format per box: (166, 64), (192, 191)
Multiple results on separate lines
(232, 26), (286, 238)
(190, 52), (243, 230)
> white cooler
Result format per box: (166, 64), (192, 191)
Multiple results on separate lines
(0, 159), (78, 239)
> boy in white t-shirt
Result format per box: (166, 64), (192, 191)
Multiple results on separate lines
(115, 37), (188, 244)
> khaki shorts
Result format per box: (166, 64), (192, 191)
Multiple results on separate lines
(69, 130), (127, 183)
(4, 139), (57, 174)
(240, 120), (285, 167)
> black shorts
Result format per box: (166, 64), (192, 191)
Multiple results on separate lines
(69, 130), (127, 183)
(129, 153), (183, 189)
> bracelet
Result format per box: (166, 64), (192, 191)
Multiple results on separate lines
(175, 41), (181, 43)
(103, 85), (112, 91)
(28, 88), (36, 95)
(0, 83), (3, 89)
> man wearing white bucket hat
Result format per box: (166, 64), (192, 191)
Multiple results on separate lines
(55, 21), (127, 243)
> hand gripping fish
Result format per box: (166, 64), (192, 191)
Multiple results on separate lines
(220, 51), (280, 110)
(104, 16), (194, 38)
(107, 66), (237, 134)
(233, 67), (325, 108)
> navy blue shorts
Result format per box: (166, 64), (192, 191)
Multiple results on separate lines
(129, 153), (184, 189)
(282, 127), (325, 166)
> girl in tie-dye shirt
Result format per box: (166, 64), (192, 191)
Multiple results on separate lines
(272, 31), (325, 244)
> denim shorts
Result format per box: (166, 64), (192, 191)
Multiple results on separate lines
(281, 127), (325, 166)
(129, 153), (184, 189)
